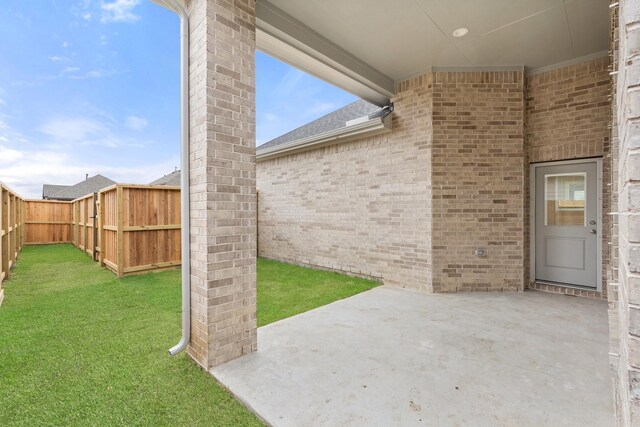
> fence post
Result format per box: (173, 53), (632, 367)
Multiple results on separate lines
(116, 185), (124, 278)
(14, 198), (18, 255)
(12, 195), (17, 261)
(18, 199), (23, 251)
(74, 202), (79, 248)
(14, 198), (18, 257)
(1, 188), (7, 280)
(21, 199), (24, 249)
(0, 185), (3, 287)
(86, 198), (90, 255)
(7, 194), (12, 270)
(17, 198), (21, 254)
(98, 191), (105, 267)
(67, 201), (72, 244)
(91, 195), (97, 261)
(83, 199), (87, 253)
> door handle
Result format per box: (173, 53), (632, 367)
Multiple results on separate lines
(589, 229), (597, 234)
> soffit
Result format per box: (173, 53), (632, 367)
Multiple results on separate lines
(265, 0), (609, 80)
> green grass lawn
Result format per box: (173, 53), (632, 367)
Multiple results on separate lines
(258, 258), (379, 326)
(0, 244), (377, 426)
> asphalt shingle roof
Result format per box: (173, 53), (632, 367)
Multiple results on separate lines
(258, 100), (385, 151)
(150, 170), (181, 186)
(42, 184), (70, 199)
(46, 175), (116, 201)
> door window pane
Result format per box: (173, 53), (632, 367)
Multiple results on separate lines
(544, 173), (586, 226)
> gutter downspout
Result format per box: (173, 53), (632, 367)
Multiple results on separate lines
(155, 0), (190, 356)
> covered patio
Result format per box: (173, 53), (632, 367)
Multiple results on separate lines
(212, 287), (612, 426)
(145, 0), (639, 424)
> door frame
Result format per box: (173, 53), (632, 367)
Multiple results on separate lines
(529, 158), (603, 292)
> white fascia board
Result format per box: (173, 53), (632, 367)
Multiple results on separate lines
(149, 0), (185, 13)
(257, 114), (392, 161)
(256, 0), (395, 107)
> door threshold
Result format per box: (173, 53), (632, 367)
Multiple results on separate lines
(534, 280), (597, 291)
(529, 281), (604, 299)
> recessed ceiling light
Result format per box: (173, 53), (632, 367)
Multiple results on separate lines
(452, 27), (469, 38)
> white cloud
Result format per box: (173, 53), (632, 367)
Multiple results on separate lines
(71, 0), (94, 23)
(67, 69), (120, 79)
(0, 145), (25, 162)
(0, 113), (30, 149)
(48, 55), (69, 62)
(0, 145), (179, 199)
(86, 70), (108, 78)
(275, 68), (304, 95)
(100, 35), (108, 45)
(101, 0), (141, 24)
(62, 66), (81, 74)
(38, 114), (144, 149)
(40, 117), (107, 142)
(0, 109), (161, 198)
(11, 67), (121, 87)
(263, 113), (278, 122)
(61, 41), (70, 48)
(0, 110), (168, 198)
(125, 115), (147, 131)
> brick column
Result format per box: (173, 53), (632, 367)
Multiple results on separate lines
(187, 0), (257, 369)
(612, 0), (640, 424)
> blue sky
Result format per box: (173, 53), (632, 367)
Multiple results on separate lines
(0, 0), (356, 198)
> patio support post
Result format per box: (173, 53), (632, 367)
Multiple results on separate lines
(186, 0), (257, 369)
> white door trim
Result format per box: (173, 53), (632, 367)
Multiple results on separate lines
(529, 158), (603, 292)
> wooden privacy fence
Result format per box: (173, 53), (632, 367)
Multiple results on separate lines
(98, 185), (181, 277)
(24, 200), (72, 244)
(19, 184), (180, 278)
(71, 193), (98, 260)
(1, 183), (25, 305)
(0, 182), (179, 305)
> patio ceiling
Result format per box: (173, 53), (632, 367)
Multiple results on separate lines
(256, 0), (609, 104)
(157, 1), (609, 105)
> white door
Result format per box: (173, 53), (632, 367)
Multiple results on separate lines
(535, 161), (598, 288)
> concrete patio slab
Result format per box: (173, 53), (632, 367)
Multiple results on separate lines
(211, 286), (613, 427)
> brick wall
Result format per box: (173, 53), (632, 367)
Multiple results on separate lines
(525, 57), (612, 298)
(258, 71), (527, 292)
(430, 71), (525, 292)
(258, 61), (610, 295)
(257, 74), (434, 290)
(526, 58), (610, 164)
(187, 0), (257, 369)
(610, 0), (640, 424)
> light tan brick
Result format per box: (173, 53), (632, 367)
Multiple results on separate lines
(187, 0), (257, 369)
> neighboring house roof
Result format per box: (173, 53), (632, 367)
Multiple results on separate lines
(45, 175), (116, 201)
(150, 170), (181, 186)
(258, 100), (386, 151)
(42, 184), (70, 200)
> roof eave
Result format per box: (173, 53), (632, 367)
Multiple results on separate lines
(257, 114), (392, 162)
